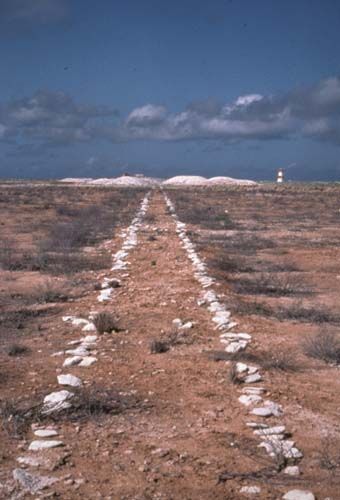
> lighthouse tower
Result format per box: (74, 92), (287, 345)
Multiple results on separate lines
(277, 168), (284, 183)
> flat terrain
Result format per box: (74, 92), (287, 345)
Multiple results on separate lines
(0, 183), (340, 499)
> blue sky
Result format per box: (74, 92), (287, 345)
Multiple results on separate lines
(0, 0), (340, 180)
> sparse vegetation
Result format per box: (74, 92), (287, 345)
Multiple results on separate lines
(318, 437), (340, 472)
(231, 273), (308, 296)
(6, 344), (30, 357)
(93, 312), (119, 334)
(33, 279), (69, 303)
(150, 339), (169, 354)
(276, 303), (340, 324)
(260, 350), (299, 372)
(67, 386), (140, 421)
(0, 399), (41, 438)
(303, 331), (340, 364)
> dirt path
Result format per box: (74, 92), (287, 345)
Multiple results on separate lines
(5, 191), (314, 499)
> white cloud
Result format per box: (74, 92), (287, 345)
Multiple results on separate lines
(0, 0), (69, 26)
(235, 94), (263, 107)
(126, 104), (166, 127)
(1, 76), (340, 149)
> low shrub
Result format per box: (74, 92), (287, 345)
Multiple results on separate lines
(33, 279), (68, 303)
(261, 351), (299, 372)
(68, 386), (139, 421)
(303, 331), (340, 364)
(7, 344), (30, 356)
(150, 340), (169, 354)
(232, 273), (308, 296)
(93, 312), (119, 334)
(276, 303), (340, 324)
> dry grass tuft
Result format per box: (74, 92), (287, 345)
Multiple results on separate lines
(261, 351), (299, 372)
(150, 340), (169, 354)
(6, 344), (30, 357)
(93, 312), (119, 334)
(303, 330), (340, 364)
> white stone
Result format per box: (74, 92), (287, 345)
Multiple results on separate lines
(208, 302), (224, 313)
(242, 387), (266, 394)
(258, 438), (301, 459)
(246, 422), (268, 429)
(13, 469), (59, 493)
(65, 347), (89, 356)
(221, 332), (251, 340)
(251, 407), (273, 417)
(97, 288), (113, 302)
(225, 341), (248, 353)
(236, 362), (249, 373)
(57, 374), (82, 387)
(179, 321), (193, 330)
(63, 356), (82, 367)
(62, 316), (74, 322)
(78, 356), (97, 367)
(240, 486), (261, 495)
(247, 366), (259, 375)
(286, 447), (303, 459)
(42, 390), (73, 413)
(282, 490), (315, 500)
(239, 394), (263, 406)
(254, 426), (286, 436)
(34, 429), (58, 438)
(67, 339), (82, 345)
(82, 322), (96, 332)
(71, 318), (89, 327)
(29, 440), (64, 451)
(244, 373), (263, 384)
(283, 466), (300, 476)
(82, 335), (97, 343)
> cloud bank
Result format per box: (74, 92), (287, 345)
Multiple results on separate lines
(0, 0), (69, 26)
(1, 77), (340, 151)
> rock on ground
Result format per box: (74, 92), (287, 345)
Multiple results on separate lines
(283, 490), (315, 500)
(13, 468), (59, 493)
(29, 440), (64, 451)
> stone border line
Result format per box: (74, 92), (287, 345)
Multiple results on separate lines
(12, 193), (151, 496)
(163, 192), (314, 500)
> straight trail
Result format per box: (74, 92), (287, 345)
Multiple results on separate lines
(8, 191), (278, 499)
(65, 191), (266, 499)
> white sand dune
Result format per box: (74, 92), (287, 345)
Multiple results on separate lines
(162, 175), (208, 186)
(209, 176), (257, 185)
(60, 174), (256, 186)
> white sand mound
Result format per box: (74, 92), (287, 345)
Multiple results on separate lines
(60, 176), (160, 187)
(107, 176), (160, 187)
(209, 176), (257, 185)
(209, 176), (238, 184)
(61, 174), (256, 187)
(163, 175), (208, 186)
(60, 178), (93, 183)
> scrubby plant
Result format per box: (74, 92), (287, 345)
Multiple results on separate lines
(93, 312), (119, 334)
(303, 330), (340, 364)
(7, 344), (30, 357)
(261, 350), (298, 372)
(33, 279), (68, 303)
(231, 273), (308, 296)
(150, 339), (169, 354)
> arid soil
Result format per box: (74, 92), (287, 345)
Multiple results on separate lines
(1, 183), (340, 499)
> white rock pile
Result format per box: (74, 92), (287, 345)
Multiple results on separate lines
(163, 192), (309, 497)
(13, 193), (152, 496)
